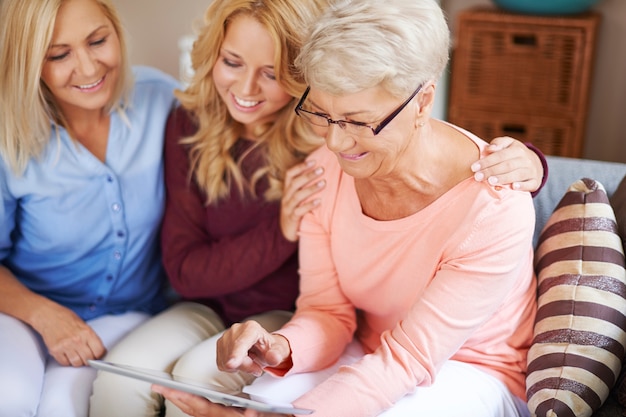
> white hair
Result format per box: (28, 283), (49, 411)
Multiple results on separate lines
(296, 0), (450, 98)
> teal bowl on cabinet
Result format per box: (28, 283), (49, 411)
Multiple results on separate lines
(492, 0), (600, 15)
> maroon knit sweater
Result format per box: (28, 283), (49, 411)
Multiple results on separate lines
(161, 107), (299, 326)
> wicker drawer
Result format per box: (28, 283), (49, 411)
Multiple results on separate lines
(453, 109), (579, 158)
(448, 7), (600, 157)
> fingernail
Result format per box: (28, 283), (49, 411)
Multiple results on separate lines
(512, 182), (521, 190)
(470, 162), (480, 172)
(317, 180), (325, 188)
(306, 159), (315, 166)
(315, 167), (323, 175)
(488, 176), (498, 185)
(474, 172), (484, 181)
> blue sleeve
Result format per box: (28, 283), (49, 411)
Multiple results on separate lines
(0, 164), (16, 262)
(132, 65), (181, 95)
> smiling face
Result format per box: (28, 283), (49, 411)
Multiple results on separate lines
(40, 0), (121, 120)
(212, 14), (293, 138)
(306, 85), (420, 180)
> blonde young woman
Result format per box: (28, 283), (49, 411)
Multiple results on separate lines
(89, 1), (329, 416)
(0, 0), (179, 415)
(90, 1), (547, 417)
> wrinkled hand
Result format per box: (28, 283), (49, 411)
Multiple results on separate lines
(217, 320), (292, 377)
(152, 385), (294, 417)
(471, 136), (543, 192)
(153, 385), (245, 416)
(33, 302), (105, 366)
(280, 160), (325, 242)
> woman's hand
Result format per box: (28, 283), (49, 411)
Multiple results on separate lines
(280, 160), (325, 242)
(471, 136), (543, 192)
(152, 385), (244, 416)
(217, 320), (292, 377)
(152, 385), (294, 417)
(33, 300), (105, 366)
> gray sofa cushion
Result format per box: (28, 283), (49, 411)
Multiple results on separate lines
(533, 156), (626, 247)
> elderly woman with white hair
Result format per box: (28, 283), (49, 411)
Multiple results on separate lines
(156, 0), (536, 416)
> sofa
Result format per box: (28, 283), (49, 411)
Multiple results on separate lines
(531, 155), (626, 417)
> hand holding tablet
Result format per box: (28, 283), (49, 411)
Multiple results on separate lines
(88, 360), (313, 415)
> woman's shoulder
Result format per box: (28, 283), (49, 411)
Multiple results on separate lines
(308, 145), (337, 170)
(165, 106), (197, 138)
(130, 66), (181, 107)
(132, 65), (181, 91)
(126, 66), (180, 120)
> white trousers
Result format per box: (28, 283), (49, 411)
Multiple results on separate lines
(0, 310), (150, 417)
(244, 340), (530, 417)
(89, 302), (292, 417)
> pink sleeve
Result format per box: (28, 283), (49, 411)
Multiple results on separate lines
(275, 165), (357, 372)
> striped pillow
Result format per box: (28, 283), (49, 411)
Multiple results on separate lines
(526, 178), (626, 417)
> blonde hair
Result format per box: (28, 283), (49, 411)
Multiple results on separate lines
(0, 0), (133, 175)
(177, 0), (325, 204)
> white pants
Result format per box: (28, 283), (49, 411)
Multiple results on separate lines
(245, 340), (530, 417)
(0, 310), (150, 417)
(89, 302), (292, 417)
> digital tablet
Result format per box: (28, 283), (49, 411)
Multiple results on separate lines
(88, 359), (314, 415)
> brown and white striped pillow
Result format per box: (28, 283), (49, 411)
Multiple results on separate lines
(526, 178), (626, 417)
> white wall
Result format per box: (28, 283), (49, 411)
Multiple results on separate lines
(111, 0), (207, 79)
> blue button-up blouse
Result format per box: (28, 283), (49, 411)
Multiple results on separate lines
(0, 66), (179, 320)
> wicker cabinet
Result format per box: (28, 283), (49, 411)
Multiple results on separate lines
(448, 7), (600, 157)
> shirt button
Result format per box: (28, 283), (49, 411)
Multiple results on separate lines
(117, 230), (125, 238)
(89, 304), (96, 311)
(106, 175), (114, 183)
(96, 296), (103, 303)
(111, 203), (121, 212)
(113, 251), (122, 260)
(106, 275), (114, 281)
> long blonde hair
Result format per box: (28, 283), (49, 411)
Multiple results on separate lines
(177, 0), (325, 204)
(0, 0), (133, 175)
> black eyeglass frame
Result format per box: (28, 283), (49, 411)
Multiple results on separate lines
(294, 84), (424, 136)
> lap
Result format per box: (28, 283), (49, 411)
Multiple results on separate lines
(101, 302), (225, 368)
(0, 313), (46, 417)
(0, 310), (153, 417)
(244, 340), (529, 417)
(378, 360), (529, 417)
(40, 311), (152, 417)
(90, 303), (226, 417)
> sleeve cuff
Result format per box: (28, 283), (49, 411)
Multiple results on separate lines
(524, 142), (548, 198)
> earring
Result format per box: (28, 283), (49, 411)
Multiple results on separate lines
(418, 121), (425, 127)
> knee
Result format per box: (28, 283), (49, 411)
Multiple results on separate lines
(173, 346), (253, 391)
(90, 369), (160, 417)
(0, 372), (40, 417)
(171, 338), (219, 378)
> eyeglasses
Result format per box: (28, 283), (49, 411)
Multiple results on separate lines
(294, 84), (423, 138)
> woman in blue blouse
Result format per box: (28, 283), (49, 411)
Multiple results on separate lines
(0, 0), (178, 416)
